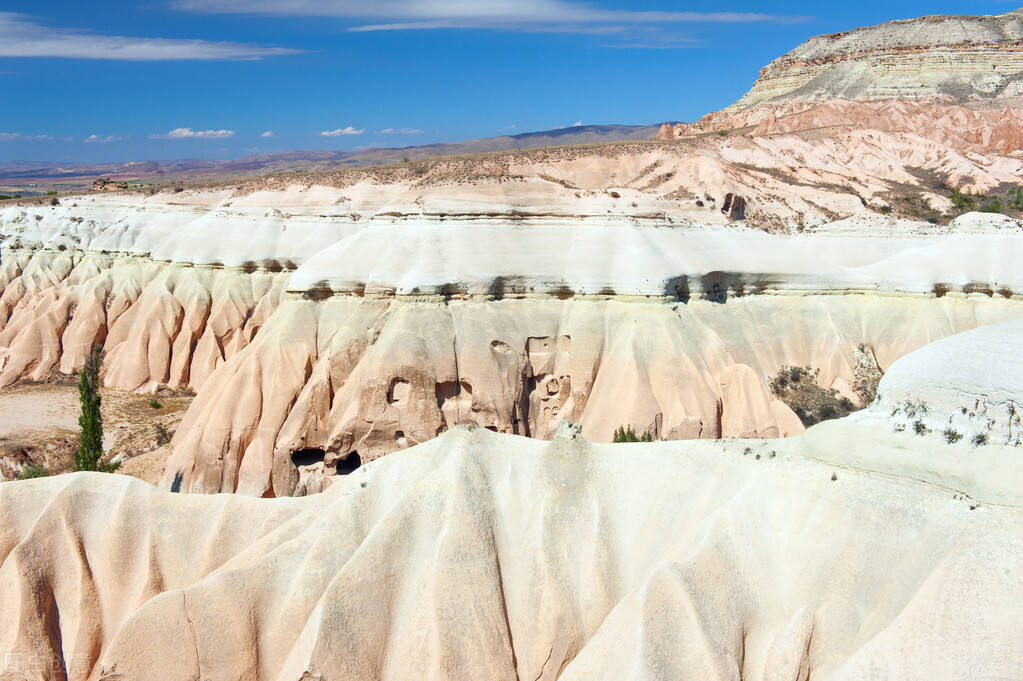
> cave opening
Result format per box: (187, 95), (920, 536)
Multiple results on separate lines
(291, 448), (326, 468)
(336, 452), (362, 475)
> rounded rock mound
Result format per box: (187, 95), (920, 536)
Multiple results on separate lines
(877, 318), (1023, 445)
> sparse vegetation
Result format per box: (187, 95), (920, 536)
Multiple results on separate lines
(973, 432), (988, 446)
(1012, 186), (1023, 211)
(148, 398), (162, 409)
(944, 427), (963, 444)
(154, 424), (171, 446)
(980, 200), (1005, 214)
(18, 464), (50, 480)
(769, 366), (856, 427)
(913, 420), (930, 436)
(853, 345), (882, 405)
(949, 188), (975, 211)
(612, 426), (653, 443)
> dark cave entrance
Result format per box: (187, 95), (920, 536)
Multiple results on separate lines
(335, 452), (362, 475)
(291, 448), (326, 467)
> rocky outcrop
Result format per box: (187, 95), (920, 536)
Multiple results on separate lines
(159, 294), (1022, 496)
(730, 9), (1023, 110)
(660, 10), (1023, 155)
(2, 321), (1023, 680)
(4, 192), (1023, 495)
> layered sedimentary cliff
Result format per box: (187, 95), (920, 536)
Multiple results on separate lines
(3, 188), (1023, 495)
(2, 322), (1022, 680)
(659, 9), (1023, 155)
(732, 9), (1023, 109)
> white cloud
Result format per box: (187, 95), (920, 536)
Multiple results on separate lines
(319, 126), (364, 136)
(84, 134), (129, 143)
(379, 127), (423, 134)
(571, 121), (583, 127)
(150, 127), (235, 139)
(497, 124), (517, 133)
(260, 130), (276, 138)
(173, 1), (806, 35)
(0, 12), (298, 60)
(0, 132), (53, 141)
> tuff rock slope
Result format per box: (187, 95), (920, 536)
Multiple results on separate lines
(1, 321), (1021, 681)
(4, 193), (1023, 495)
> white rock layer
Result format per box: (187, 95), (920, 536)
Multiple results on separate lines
(1, 319), (1022, 680)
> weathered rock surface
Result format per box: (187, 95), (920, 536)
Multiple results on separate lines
(161, 295), (1023, 496)
(675, 97), (1023, 155)
(4, 195), (1023, 495)
(659, 9), (1023, 155)
(731, 9), (1023, 109)
(2, 321), (1022, 680)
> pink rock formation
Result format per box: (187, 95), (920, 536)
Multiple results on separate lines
(0, 253), (285, 390)
(666, 98), (1023, 155)
(2, 392), (1022, 680)
(161, 295), (1022, 496)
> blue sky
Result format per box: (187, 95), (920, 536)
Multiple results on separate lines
(0, 1), (1017, 162)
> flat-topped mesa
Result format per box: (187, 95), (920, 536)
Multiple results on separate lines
(659, 9), (1023, 152)
(731, 9), (1023, 111)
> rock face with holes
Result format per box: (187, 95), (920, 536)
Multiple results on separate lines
(4, 194), (1023, 495)
(2, 321), (1022, 680)
(161, 294), (1023, 496)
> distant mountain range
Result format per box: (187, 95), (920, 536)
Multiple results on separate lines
(0, 123), (663, 193)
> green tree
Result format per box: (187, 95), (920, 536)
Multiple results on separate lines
(74, 347), (117, 472)
(612, 425), (653, 443)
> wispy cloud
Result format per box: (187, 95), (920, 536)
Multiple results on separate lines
(320, 126), (364, 136)
(260, 130), (276, 137)
(173, 0), (807, 40)
(497, 124), (517, 133)
(0, 12), (297, 60)
(379, 127), (423, 134)
(84, 134), (129, 143)
(150, 127), (235, 139)
(0, 132), (53, 141)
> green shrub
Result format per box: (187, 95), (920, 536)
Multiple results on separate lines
(148, 398), (162, 409)
(155, 423), (171, 446)
(612, 426), (653, 443)
(1011, 186), (1023, 211)
(980, 200), (1004, 214)
(18, 464), (50, 480)
(949, 188), (974, 211)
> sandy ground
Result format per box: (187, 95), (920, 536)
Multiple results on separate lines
(0, 384), (192, 484)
